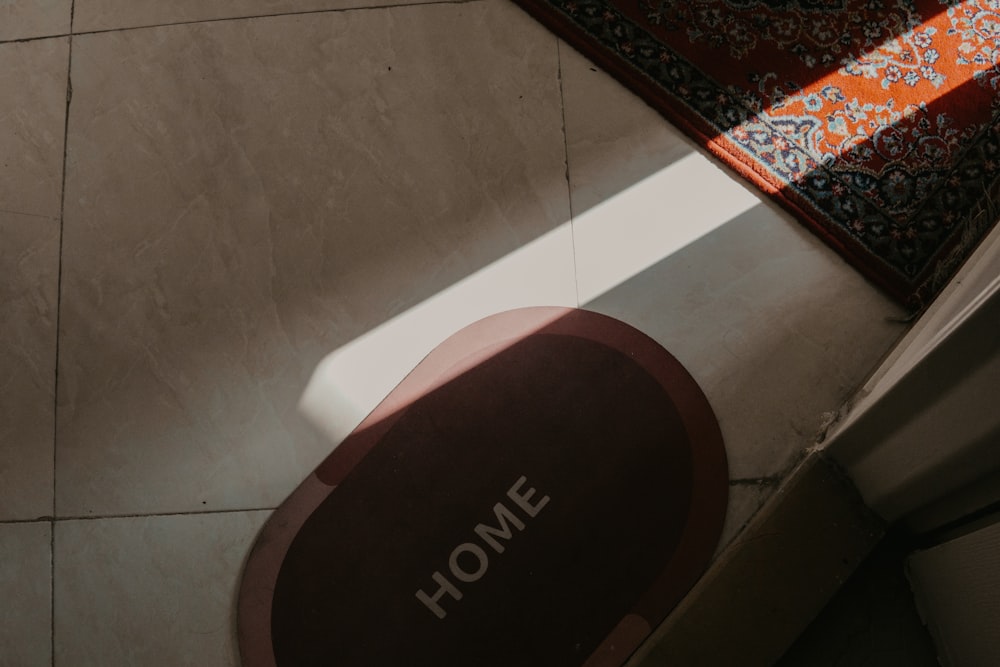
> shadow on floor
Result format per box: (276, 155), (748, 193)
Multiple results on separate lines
(776, 530), (939, 667)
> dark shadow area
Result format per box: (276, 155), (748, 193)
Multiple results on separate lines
(776, 529), (939, 667)
(829, 280), (1000, 475)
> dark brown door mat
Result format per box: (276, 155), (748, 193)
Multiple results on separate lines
(237, 307), (728, 666)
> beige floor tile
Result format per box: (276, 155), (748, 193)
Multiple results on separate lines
(560, 47), (907, 480)
(0, 213), (59, 521)
(0, 37), (68, 218)
(557, 41), (694, 218)
(58, 2), (569, 516)
(54, 511), (268, 667)
(583, 203), (906, 480)
(74, 0), (442, 32)
(0, 522), (52, 666)
(0, 0), (71, 41)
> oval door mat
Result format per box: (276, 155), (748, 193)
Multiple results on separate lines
(238, 307), (728, 667)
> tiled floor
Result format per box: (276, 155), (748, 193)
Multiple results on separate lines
(0, 1), (907, 664)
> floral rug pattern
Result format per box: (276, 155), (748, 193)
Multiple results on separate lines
(516, 0), (1000, 305)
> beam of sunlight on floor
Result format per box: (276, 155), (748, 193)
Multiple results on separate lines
(574, 151), (759, 304)
(300, 152), (759, 448)
(299, 224), (576, 446)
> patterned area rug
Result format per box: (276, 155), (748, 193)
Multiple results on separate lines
(513, 0), (1000, 307)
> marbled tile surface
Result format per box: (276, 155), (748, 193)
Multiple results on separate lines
(54, 511), (269, 666)
(0, 522), (51, 666)
(73, 0), (442, 33)
(560, 46), (907, 480)
(58, 3), (569, 517)
(0, 0), (71, 41)
(0, 213), (60, 521)
(0, 37), (68, 218)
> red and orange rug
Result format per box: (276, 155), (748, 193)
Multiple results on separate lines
(514, 0), (1000, 307)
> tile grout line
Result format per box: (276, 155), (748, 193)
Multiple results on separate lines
(0, 506), (277, 526)
(0, 33), (71, 46)
(0, 0), (485, 45)
(0, 207), (59, 220)
(729, 476), (782, 487)
(58, 506), (277, 521)
(52, 3), (75, 664)
(555, 40), (581, 309)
